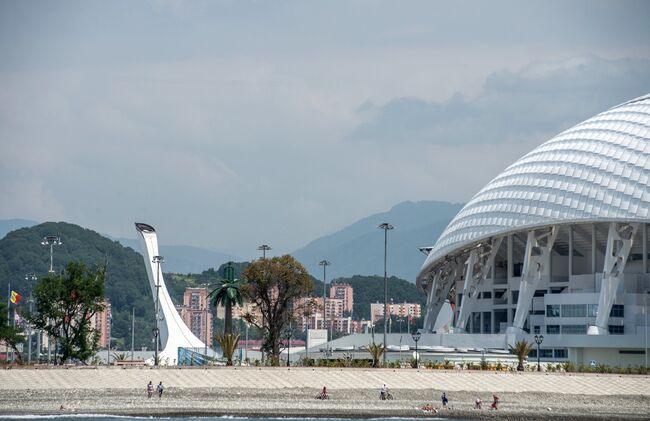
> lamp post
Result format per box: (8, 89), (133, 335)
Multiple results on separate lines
(534, 334), (544, 372)
(152, 255), (164, 366)
(412, 331), (421, 369)
(286, 329), (293, 367)
(41, 236), (62, 273)
(318, 260), (331, 342)
(25, 273), (37, 364)
(258, 244), (271, 259)
(378, 222), (394, 365)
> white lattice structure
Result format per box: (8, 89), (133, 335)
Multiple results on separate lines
(417, 94), (650, 366)
(135, 223), (206, 365)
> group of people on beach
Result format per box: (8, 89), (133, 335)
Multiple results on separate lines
(419, 392), (499, 412)
(146, 381), (164, 398)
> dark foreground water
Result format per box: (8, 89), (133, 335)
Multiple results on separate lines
(0, 416), (479, 421)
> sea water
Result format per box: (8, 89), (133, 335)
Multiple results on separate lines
(0, 416), (480, 421)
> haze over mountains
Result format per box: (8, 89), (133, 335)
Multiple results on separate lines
(293, 201), (463, 282)
(0, 200), (462, 280)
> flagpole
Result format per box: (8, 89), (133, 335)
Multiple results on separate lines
(6, 283), (10, 363)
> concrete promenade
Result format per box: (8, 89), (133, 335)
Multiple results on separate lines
(1, 366), (648, 395)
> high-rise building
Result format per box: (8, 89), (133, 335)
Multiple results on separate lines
(370, 302), (421, 323)
(329, 283), (353, 313)
(177, 287), (213, 345)
(91, 299), (111, 348)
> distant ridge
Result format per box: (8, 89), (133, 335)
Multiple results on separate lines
(0, 218), (38, 239)
(292, 200), (463, 282)
(115, 237), (238, 274)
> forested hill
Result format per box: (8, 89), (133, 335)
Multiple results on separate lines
(0, 221), (157, 349)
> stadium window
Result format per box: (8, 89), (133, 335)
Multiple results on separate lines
(619, 350), (644, 354)
(540, 349), (553, 358)
(512, 290), (519, 305)
(587, 304), (598, 317)
(482, 291), (492, 299)
(554, 349), (568, 359)
(610, 305), (624, 318)
(546, 305), (561, 317)
(534, 289), (546, 297)
(561, 324), (586, 334)
(608, 325), (624, 335)
(482, 312), (491, 333)
(533, 325), (540, 334)
(546, 325), (560, 334)
(561, 304), (586, 317)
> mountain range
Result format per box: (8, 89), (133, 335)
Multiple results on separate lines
(0, 200), (462, 281)
(292, 200), (463, 282)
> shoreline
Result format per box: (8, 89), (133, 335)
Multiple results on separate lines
(0, 368), (648, 420)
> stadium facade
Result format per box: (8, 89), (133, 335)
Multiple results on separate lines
(417, 94), (650, 366)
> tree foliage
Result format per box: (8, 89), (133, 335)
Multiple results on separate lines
(216, 333), (240, 366)
(367, 342), (385, 368)
(509, 340), (534, 371)
(240, 255), (314, 365)
(209, 278), (243, 335)
(29, 261), (106, 364)
(0, 299), (24, 363)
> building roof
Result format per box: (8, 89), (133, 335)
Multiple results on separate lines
(419, 93), (650, 278)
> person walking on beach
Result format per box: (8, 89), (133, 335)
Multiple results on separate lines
(475, 397), (482, 409)
(146, 381), (154, 398)
(157, 381), (164, 398)
(491, 394), (499, 410)
(441, 392), (448, 408)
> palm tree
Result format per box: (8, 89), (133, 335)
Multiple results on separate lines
(509, 340), (534, 371)
(209, 278), (243, 335)
(216, 333), (241, 366)
(368, 343), (385, 368)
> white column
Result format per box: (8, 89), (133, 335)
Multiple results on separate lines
(510, 227), (557, 333)
(643, 223), (647, 274)
(588, 222), (638, 335)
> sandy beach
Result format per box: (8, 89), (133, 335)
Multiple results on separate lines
(0, 367), (648, 420)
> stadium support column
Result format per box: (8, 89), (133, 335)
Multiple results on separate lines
(643, 224), (647, 274)
(509, 227), (557, 333)
(421, 260), (460, 333)
(568, 226), (574, 278)
(455, 237), (502, 333)
(588, 222), (638, 335)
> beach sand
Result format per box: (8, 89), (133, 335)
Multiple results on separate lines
(0, 367), (648, 420)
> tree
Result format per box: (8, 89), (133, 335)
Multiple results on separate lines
(216, 333), (241, 366)
(368, 343), (385, 368)
(0, 299), (24, 364)
(209, 278), (243, 336)
(509, 340), (534, 371)
(29, 261), (106, 364)
(240, 255), (314, 365)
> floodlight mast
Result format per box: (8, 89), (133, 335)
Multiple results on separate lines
(41, 236), (62, 273)
(318, 260), (331, 341)
(378, 223), (394, 365)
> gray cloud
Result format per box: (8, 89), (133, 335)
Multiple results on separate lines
(350, 57), (650, 146)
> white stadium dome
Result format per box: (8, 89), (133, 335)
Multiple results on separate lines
(416, 94), (650, 366)
(421, 93), (650, 274)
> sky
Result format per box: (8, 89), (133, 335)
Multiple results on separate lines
(1, 0), (649, 259)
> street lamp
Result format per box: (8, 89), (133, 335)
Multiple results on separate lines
(378, 222), (394, 365)
(286, 329), (293, 367)
(412, 331), (421, 369)
(41, 236), (62, 273)
(258, 244), (271, 259)
(152, 255), (164, 366)
(318, 260), (331, 342)
(25, 273), (37, 364)
(534, 334), (544, 372)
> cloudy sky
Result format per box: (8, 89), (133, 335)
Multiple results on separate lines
(1, 0), (649, 259)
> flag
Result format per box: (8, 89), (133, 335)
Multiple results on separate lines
(10, 290), (22, 304)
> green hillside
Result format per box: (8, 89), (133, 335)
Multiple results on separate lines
(0, 221), (157, 349)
